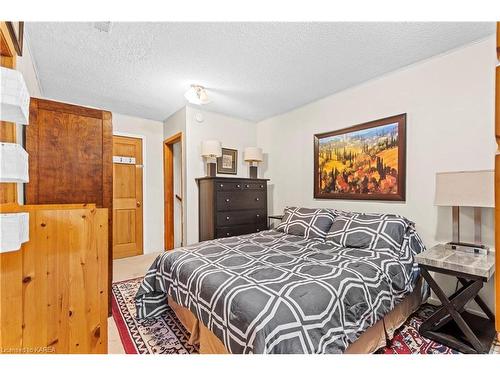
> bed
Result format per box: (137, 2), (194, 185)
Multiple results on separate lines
(135, 208), (428, 354)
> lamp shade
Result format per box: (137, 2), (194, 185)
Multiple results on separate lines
(435, 170), (494, 207)
(201, 140), (222, 158)
(0, 67), (30, 124)
(244, 147), (263, 162)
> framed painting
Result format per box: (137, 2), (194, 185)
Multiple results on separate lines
(217, 148), (238, 174)
(314, 114), (406, 201)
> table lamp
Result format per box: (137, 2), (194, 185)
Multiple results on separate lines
(201, 140), (222, 177)
(244, 147), (263, 178)
(434, 170), (494, 254)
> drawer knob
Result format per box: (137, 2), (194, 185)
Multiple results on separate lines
(256, 214), (260, 218)
(246, 184), (249, 188)
(220, 184), (224, 188)
(237, 184), (241, 188)
(260, 185), (263, 188)
(226, 216), (230, 220)
(226, 232), (230, 236)
(257, 229), (260, 232)
(255, 197), (260, 201)
(225, 198), (230, 202)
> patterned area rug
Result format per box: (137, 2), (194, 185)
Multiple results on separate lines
(112, 277), (499, 354)
(376, 304), (459, 354)
(112, 277), (198, 354)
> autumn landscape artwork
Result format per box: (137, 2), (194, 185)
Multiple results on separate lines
(314, 114), (406, 201)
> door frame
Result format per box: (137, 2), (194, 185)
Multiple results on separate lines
(112, 132), (145, 255)
(164, 132), (183, 250)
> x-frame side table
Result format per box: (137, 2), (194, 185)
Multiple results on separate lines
(415, 245), (496, 354)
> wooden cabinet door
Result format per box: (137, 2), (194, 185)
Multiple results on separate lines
(26, 98), (112, 209)
(113, 136), (143, 259)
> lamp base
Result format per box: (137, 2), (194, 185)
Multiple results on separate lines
(249, 166), (258, 179)
(207, 162), (216, 177)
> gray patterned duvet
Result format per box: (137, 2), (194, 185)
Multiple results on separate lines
(135, 229), (425, 354)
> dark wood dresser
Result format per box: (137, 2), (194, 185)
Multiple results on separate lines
(197, 177), (269, 241)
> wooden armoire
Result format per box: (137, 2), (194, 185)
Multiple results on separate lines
(25, 98), (113, 310)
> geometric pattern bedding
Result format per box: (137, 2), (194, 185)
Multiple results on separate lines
(276, 207), (336, 239)
(326, 212), (413, 252)
(135, 229), (425, 354)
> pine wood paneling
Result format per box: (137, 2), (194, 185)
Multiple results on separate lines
(0, 250), (23, 350)
(0, 205), (108, 353)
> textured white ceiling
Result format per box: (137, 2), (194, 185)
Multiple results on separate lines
(26, 22), (495, 122)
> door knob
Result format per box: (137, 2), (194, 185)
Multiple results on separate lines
(136, 201), (141, 207)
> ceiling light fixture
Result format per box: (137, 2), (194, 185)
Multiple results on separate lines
(184, 84), (211, 105)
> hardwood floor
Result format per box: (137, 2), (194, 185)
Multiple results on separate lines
(108, 252), (162, 354)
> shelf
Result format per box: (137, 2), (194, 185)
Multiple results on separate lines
(0, 212), (29, 253)
(0, 142), (29, 183)
(0, 66), (30, 125)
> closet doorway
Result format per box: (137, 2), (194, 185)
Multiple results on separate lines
(164, 132), (184, 250)
(112, 135), (144, 259)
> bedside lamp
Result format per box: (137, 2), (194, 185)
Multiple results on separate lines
(244, 147), (263, 178)
(435, 170), (494, 253)
(201, 140), (222, 177)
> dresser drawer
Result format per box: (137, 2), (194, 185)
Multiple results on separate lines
(216, 223), (268, 238)
(241, 182), (266, 190)
(215, 181), (243, 191)
(216, 210), (266, 226)
(216, 191), (266, 211)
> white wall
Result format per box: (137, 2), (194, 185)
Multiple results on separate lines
(256, 36), (497, 311)
(113, 113), (165, 254)
(164, 106), (258, 245)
